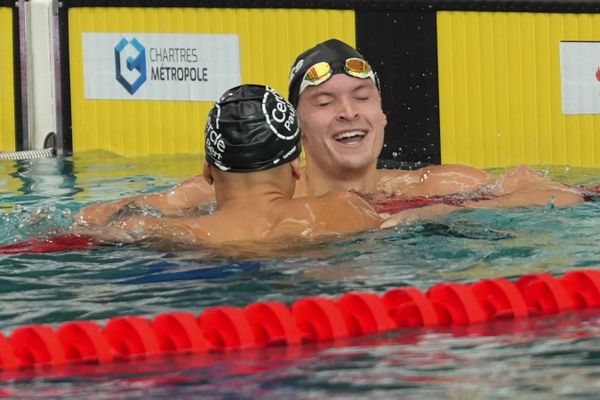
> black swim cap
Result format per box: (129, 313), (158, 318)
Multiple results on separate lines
(288, 38), (379, 107)
(205, 84), (301, 173)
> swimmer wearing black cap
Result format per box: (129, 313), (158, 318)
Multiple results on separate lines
(286, 39), (583, 223)
(99, 84), (382, 246)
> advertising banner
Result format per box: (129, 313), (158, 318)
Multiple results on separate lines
(82, 33), (241, 101)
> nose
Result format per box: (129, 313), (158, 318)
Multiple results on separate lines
(336, 98), (358, 121)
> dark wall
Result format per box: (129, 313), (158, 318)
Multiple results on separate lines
(357, 11), (440, 165)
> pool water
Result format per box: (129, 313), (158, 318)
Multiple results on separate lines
(1, 153), (600, 398)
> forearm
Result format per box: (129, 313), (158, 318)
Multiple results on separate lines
(465, 186), (584, 209)
(113, 215), (202, 245)
(380, 204), (462, 228)
(74, 196), (145, 226)
(136, 177), (214, 215)
(74, 176), (215, 225)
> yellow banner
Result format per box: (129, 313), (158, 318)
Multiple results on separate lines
(69, 7), (355, 156)
(438, 11), (600, 168)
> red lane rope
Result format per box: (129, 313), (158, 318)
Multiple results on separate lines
(0, 235), (98, 255)
(1, 269), (599, 374)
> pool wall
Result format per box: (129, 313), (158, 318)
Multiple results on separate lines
(6, 0), (600, 168)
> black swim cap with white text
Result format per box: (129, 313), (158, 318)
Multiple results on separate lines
(288, 38), (378, 107)
(205, 84), (301, 173)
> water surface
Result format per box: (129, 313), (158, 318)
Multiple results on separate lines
(1, 153), (600, 399)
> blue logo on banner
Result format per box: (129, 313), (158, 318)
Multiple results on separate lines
(114, 38), (147, 95)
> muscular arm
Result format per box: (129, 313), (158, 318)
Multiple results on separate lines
(466, 186), (584, 208)
(380, 204), (462, 228)
(378, 164), (495, 197)
(85, 214), (208, 245)
(380, 167), (584, 228)
(471, 165), (584, 207)
(379, 188), (582, 229)
(74, 175), (215, 225)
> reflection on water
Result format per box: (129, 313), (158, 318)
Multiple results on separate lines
(0, 153), (600, 398)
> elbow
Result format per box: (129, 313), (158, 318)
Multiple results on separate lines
(551, 191), (585, 208)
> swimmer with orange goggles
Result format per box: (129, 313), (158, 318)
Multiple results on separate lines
(288, 38), (380, 106)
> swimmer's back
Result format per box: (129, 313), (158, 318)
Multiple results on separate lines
(269, 191), (383, 239)
(152, 191), (383, 245)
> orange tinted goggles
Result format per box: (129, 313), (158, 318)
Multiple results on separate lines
(299, 58), (375, 95)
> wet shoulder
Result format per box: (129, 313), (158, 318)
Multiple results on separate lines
(271, 192), (380, 238)
(312, 191), (382, 226)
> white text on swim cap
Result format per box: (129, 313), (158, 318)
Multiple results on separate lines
(272, 98), (296, 133)
(263, 86), (299, 141)
(205, 120), (225, 161)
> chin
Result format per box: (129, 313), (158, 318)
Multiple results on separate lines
(336, 157), (374, 171)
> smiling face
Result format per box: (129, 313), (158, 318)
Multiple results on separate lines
(296, 74), (387, 180)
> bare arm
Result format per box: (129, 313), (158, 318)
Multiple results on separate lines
(74, 175), (215, 225)
(466, 186), (584, 208)
(380, 169), (584, 229)
(73, 214), (208, 245)
(471, 165), (584, 207)
(380, 204), (461, 228)
(378, 164), (495, 197)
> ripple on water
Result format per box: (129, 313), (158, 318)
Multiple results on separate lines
(1, 156), (600, 398)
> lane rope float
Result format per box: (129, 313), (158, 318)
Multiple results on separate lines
(0, 269), (599, 374)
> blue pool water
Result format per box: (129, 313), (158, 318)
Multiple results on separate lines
(2, 153), (600, 398)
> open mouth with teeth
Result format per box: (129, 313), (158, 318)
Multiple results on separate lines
(333, 130), (367, 144)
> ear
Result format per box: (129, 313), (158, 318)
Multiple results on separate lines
(377, 92), (388, 130)
(290, 159), (302, 180)
(202, 162), (214, 185)
(299, 118), (305, 138)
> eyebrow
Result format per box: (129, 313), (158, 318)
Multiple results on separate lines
(351, 82), (375, 92)
(309, 81), (374, 99)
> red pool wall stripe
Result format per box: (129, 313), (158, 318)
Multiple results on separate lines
(1, 269), (600, 372)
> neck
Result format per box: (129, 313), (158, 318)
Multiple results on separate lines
(302, 162), (379, 196)
(215, 183), (286, 209)
(213, 167), (295, 209)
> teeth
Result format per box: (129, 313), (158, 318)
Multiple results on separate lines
(334, 131), (366, 140)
